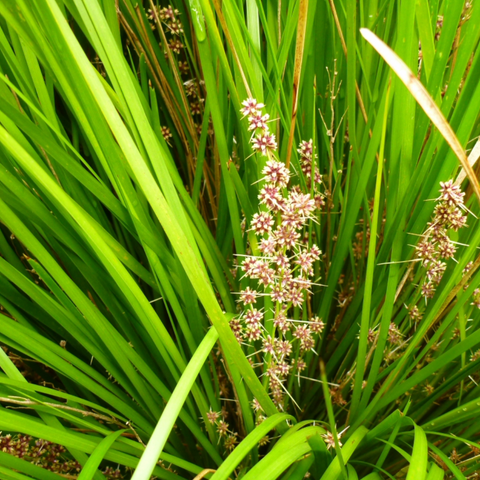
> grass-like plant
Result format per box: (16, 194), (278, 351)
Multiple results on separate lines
(0, 0), (479, 479)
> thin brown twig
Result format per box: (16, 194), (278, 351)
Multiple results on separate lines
(0, 396), (124, 426)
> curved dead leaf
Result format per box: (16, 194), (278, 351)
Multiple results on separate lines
(193, 469), (219, 480)
(360, 28), (480, 203)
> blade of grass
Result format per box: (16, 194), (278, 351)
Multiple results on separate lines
(350, 78), (391, 423)
(319, 361), (347, 480)
(77, 430), (127, 480)
(131, 327), (218, 480)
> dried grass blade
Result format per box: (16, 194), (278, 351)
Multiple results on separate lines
(360, 28), (480, 204)
(456, 138), (480, 185)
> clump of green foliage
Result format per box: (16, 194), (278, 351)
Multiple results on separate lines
(0, 0), (479, 479)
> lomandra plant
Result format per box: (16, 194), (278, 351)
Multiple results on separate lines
(0, 0), (480, 479)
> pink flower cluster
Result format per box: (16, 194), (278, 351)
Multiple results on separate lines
(231, 99), (327, 408)
(415, 180), (467, 300)
(298, 140), (323, 193)
(240, 98), (277, 155)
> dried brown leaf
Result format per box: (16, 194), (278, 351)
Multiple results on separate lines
(360, 28), (480, 203)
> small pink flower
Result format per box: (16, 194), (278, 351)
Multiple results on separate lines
(240, 287), (257, 305)
(147, 6), (159, 20)
(252, 132), (277, 155)
(270, 284), (286, 303)
(300, 335), (315, 351)
(274, 339), (292, 357)
(367, 328), (377, 343)
(229, 318), (243, 341)
(430, 225), (448, 244)
(309, 244), (321, 260)
(252, 398), (262, 411)
(217, 420), (229, 436)
(282, 207), (303, 229)
(262, 160), (290, 187)
(257, 265), (276, 286)
(277, 361), (291, 376)
(281, 269), (294, 288)
(449, 209), (467, 231)
(434, 204), (466, 230)
(408, 305), (422, 321)
(169, 38), (184, 53)
(274, 253), (289, 269)
(274, 311), (290, 333)
(161, 126), (172, 141)
(169, 20), (184, 35)
(248, 111), (270, 131)
(262, 335), (275, 354)
(388, 323), (402, 344)
(240, 98), (264, 117)
(421, 282), (435, 299)
(289, 191), (316, 216)
(310, 316), (325, 333)
(438, 180), (465, 206)
(289, 288), (304, 307)
(415, 240), (436, 261)
(245, 308), (263, 325)
(322, 431), (340, 450)
(293, 358), (306, 372)
(259, 184), (282, 210)
(437, 238), (456, 259)
(184, 80), (198, 97)
(294, 325), (313, 349)
(298, 139), (313, 159)
(295, 250), (314, 275)
(206, 409), (220, 424)
(242, 257), (260, 277)
(267, 364), (280, 380)
(259, 237), (277, 256)
(251, 212), (274, 234)
(190, 100), (201, 114)
(301, 162), (312, 177)
(247, 259), (268, 279)
(315, 193), (325, 209)
(274, 225), (300, 249)
(245, 324), (262, 341)
(160, 5), (179, 20)
(425, 258), (446, 284)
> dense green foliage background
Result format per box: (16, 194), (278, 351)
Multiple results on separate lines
(0, 0), (479, 478)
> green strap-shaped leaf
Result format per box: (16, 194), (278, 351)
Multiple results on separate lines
(131, 327), (219, 480)
(77, 429), (127, 480)
(361, 473), (383, 480)
(241, 426), (325, 480)
(320, 427), (369, 480)
(241, 443), (312, 480)
(406, 423), (428, 480)
(426, 463), (445, 480)
(0, 451), (65, 480)
(210, 413), (295, 480)
(428, 444), (465, 480)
